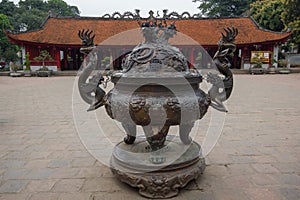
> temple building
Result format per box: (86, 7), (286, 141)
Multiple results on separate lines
(6, 11), (290, 71)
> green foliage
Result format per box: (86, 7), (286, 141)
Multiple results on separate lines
(0, 0), (16, 18)
(101, 56), (110, 65)
(250, 0), (285, 31)
(250, 0), (299, 48)
(0, 13), (11, 29)
(253, 61), (263, 68)
(193, 0), (255, 17)
(24, 52), (31, 70)
(0, 0), (81, 61)
(0, 0), (80, 32)
(14, 8), (48, 31)
(18, 0), (47, 11)
(281, 0), (300, 45)
(281, 0), (300, 24)
(46, 0), (80, 16)
(37, 66), (49, 71)
(0, 14), (18, 62)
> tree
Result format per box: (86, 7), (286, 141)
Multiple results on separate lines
(18, 0), (47, 11)
(1, 0), (80, 32)
(281, 0), (300, 45)
(0, 14), (18, 62)
(0, 0), (17, 18)
(13, 8), (48, 31)
(250, 0), (285, 32)
(46, 0), (80, 16)
(0, 0), (81, 62)
(250, 0), (299, 49)
(193, 0), (255, 17)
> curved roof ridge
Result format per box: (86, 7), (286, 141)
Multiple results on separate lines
(6, 16), (291, 47)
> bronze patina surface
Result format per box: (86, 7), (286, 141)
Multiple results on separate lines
(77, 11), (237, 198)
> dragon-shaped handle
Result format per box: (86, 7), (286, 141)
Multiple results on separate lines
(208, 27), (238, 112)
(78, 29), (106, 111)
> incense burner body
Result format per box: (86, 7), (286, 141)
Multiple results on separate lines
(78, 25), (237, 150)
(103, 42), (210, 149)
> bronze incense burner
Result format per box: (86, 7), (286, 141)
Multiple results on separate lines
(78, 14), (237, 198)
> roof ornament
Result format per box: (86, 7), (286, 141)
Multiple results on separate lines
(100, 10), (200, 19)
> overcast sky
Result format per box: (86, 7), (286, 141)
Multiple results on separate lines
(11, 0), (200, 17)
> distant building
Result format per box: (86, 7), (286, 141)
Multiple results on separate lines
(6, 11), (290, 71)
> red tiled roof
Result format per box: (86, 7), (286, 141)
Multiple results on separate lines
(6, 16), (290, 46)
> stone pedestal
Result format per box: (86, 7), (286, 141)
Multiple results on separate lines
(110, 136), (205, 198)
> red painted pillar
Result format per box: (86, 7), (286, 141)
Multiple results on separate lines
(56, 49), (61, 70)
(189, 48), (195, 68)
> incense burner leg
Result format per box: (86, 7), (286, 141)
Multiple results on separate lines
(179, 123), (193, 145)
(122, 123), (137, 144)
(143, 125), (170, 150)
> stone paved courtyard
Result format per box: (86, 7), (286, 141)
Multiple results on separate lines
(0, 74), (299, 200)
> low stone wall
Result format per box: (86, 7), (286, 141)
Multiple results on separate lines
(286, 53), (300, 67)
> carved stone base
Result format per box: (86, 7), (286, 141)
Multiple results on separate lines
(110, 136), (205, 198)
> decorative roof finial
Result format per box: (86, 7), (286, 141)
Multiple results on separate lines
(149, 10), (155, 20)
(135, 9), (140, 18)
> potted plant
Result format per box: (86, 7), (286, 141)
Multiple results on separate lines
(278, 59), (290, 74)
(249, 61), (265, 74)
(9, 62), (22, 77)
(195, 52), (203, 68)
(268, 58), (277, 74)
(23, 52), (31, 77)
(34, 50), (53, 77)
(101, 56), (111, 70)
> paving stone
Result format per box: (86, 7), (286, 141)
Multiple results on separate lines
(48, 159), (71, 168)
(251, 163), (280, 173)
(0, 193), (31, 200)
(71, 158), (96, 168)
(50, 168), (80, 179)
(23, 159), (50, 169)
(274, 174), (300, 186)
(29, 193), (60, 200)
(25, 180), (56, 192)
(280, 188), (300, 200)
(226, 163), (255, 175)
(91, 191), (145, 200)
(222, 175), (253, 189)
(81, 178), (119, 192)
(0, 160), (26, 169)
(76, 166), (113, 178)
(179, 190), (214, 200)
(0, 180), (29, 193)
(230, 155), (256, 164)
(244, 188), (284, 200)
(213, 188), (249, 200)
(250, 174), (279, 186)
(2, 169), (30, 180)
(23, 168), (54, 179)
(52, 179), (85, 192)
(58, 193), (93, 200)
(272, 163), (300, 174)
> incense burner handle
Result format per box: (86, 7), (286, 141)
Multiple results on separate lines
(208, 27), (238, 112)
